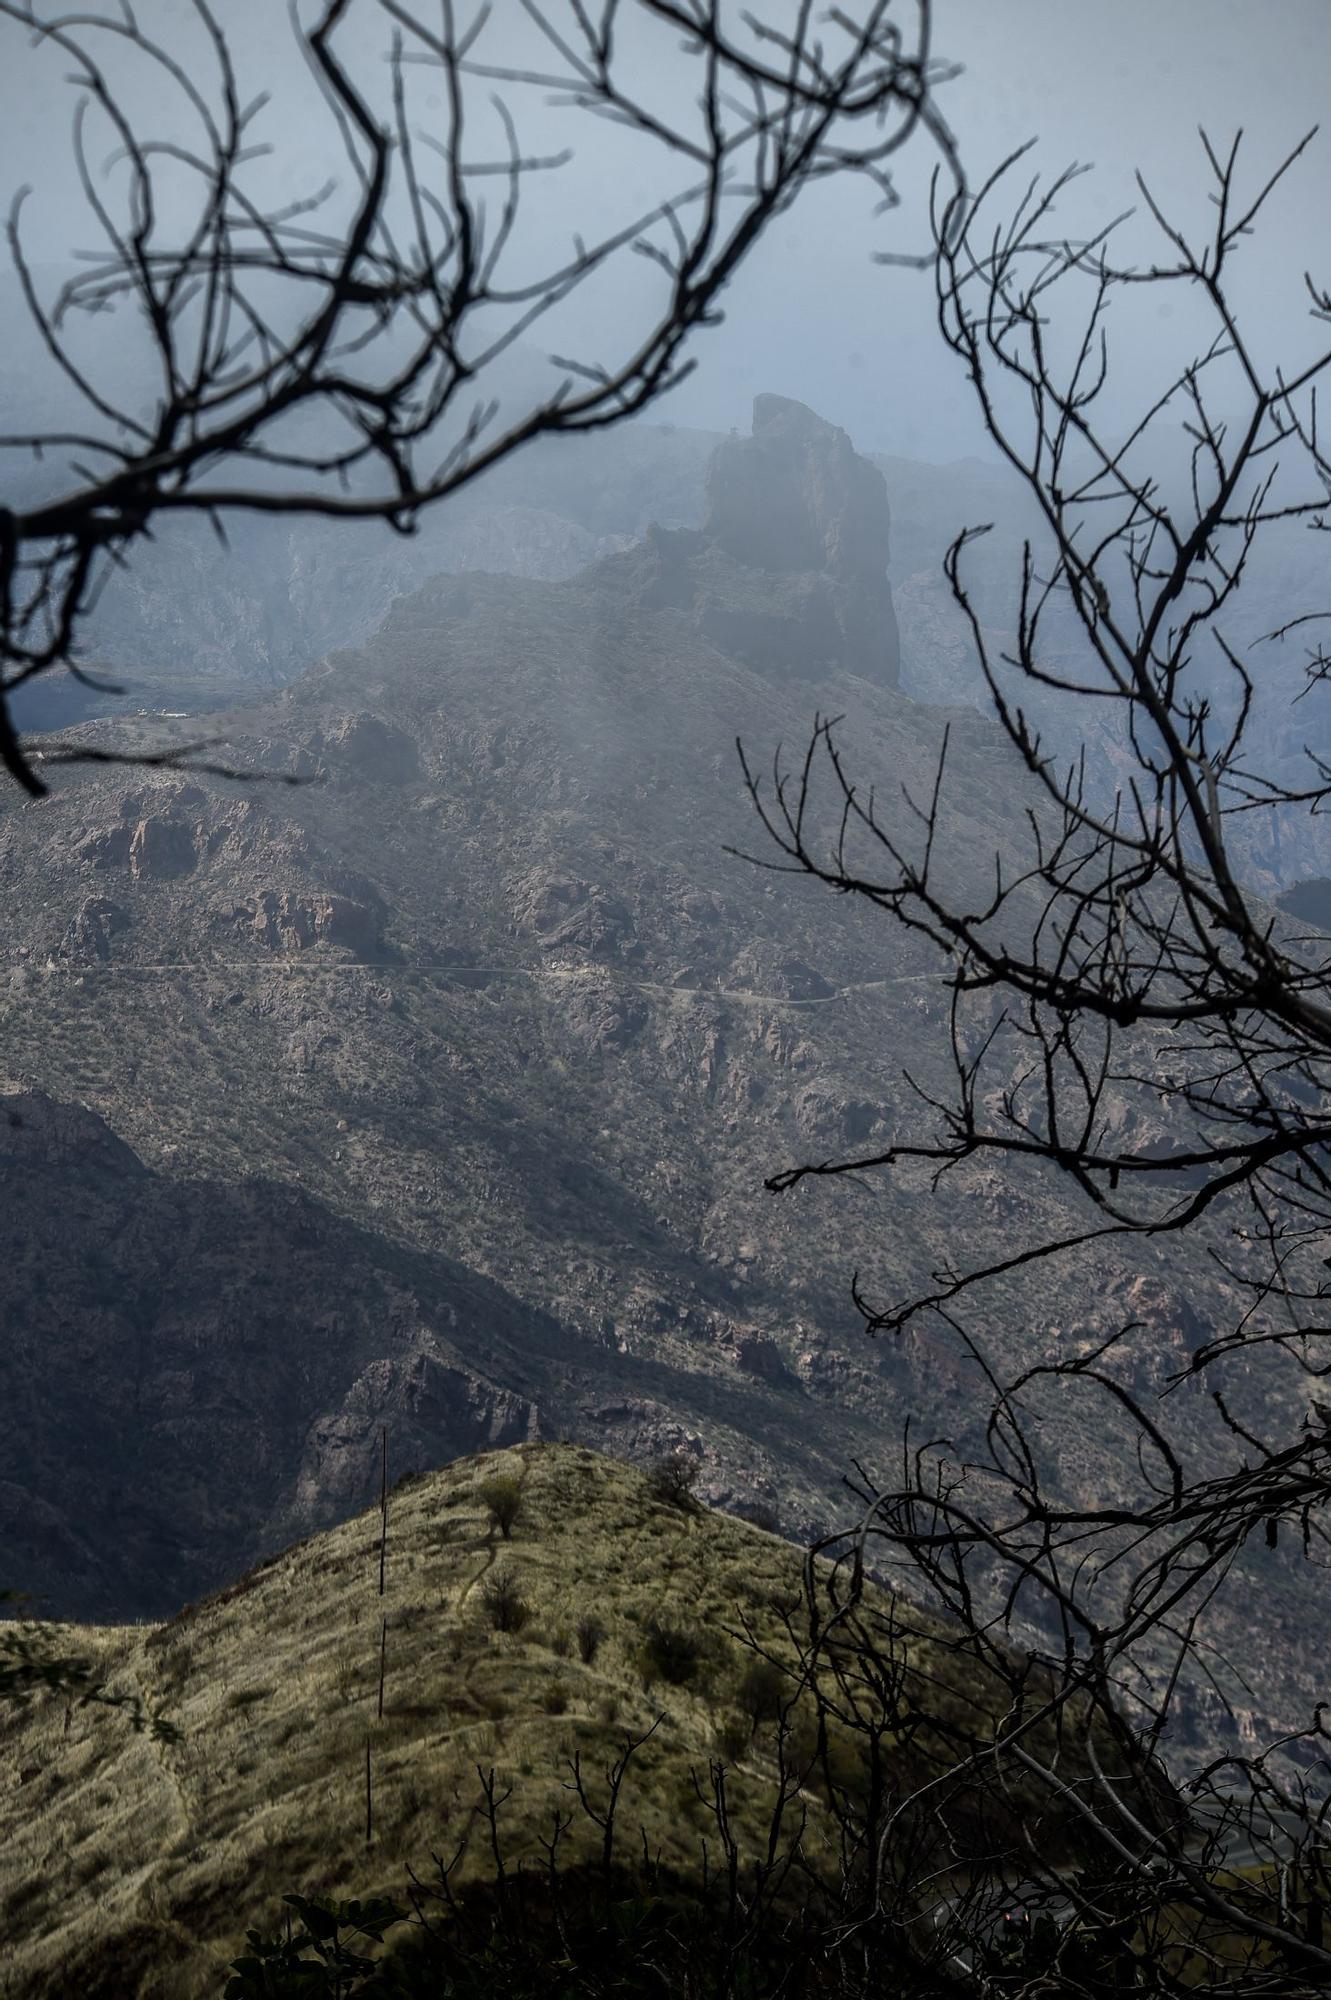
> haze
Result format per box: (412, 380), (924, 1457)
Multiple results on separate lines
(3, 0), (1327, 466)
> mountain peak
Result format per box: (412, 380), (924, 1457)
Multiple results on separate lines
(704, 395), (891, 584)
(587, 396), (900, 686)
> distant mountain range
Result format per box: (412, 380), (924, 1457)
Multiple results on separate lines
(1, 395), (1322, 1773)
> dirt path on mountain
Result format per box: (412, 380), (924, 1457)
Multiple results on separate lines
(11, 958), (946, 1012)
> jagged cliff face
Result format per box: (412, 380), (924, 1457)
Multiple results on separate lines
(0, 400), (1318, 1764)
(702, 394), (900, 684)
(589, 397), (900, 689)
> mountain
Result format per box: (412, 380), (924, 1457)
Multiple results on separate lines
(1, 1087), (545, 1622)
(0, 395), (1321, 1771)
(0, 1442), (1120, 1999)
(7, 420), (719, 735)
(17, 341), (1327, 900)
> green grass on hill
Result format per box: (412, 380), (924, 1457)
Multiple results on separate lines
(0, 1443), (1138, 1998)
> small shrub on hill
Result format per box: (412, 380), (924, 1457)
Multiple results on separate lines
(645, 1450), (702, 1512)
(575, 1614), (605, 1665)
(478, 1475), (523, 1541)
(480, 1566), (529, 1634)
(713, 1712), (750, 1764)
(736, 1658), (788, 1734)
(332, 1647), (362, 1705)
(637, 1618), (706, 1689)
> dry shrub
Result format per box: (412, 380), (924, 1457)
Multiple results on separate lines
(480, 1566), (529, 1634)
(575, 1614), (605, 1665)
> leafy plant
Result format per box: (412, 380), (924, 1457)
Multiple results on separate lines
(734, 1658), (787, 1735)
(638, 1619), (706, 1689)
(224, 1894), (406, 1998)
(644, 1453), (702, 1514)
(477, 1476), (523, 1542)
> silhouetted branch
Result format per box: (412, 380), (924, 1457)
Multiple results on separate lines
(0, 0), (959, 794)
(746, 129), (1331, 1986)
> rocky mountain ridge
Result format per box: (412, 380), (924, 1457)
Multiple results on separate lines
(0, 397), (1319, 1768)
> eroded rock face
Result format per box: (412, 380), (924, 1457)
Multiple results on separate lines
(289, 1350), (541, 1529)
(511, 870), (638, 961)
(722, 1328), (796, 1387)
(251, 888), (381, 958)
(64, 897), (128, 963)
(75, 824), (133, 870)
(706, 394), (892, 578)
(699, 395), (900, 684)
(130, 815), (197, 880)
(558, 978), (647, 1054)
(594, 396), (900, 685)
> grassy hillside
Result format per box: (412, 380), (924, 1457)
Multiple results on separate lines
(0, 1443), (1113, 1999)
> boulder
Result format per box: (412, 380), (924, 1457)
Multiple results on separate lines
(724, 1329), (797, 1387)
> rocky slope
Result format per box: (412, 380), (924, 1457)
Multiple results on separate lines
(0, 397), (1321, 1766)
(7, 421), (715, 734)
(1, 1089), (544, 1620)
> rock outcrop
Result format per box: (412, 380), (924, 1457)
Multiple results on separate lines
(289, 1350), (541, 1528)
(601, 395), (900, 686)
(249, 887), (381, 957)
(130, 813), (198, 880)
(63, 896), (128, 963)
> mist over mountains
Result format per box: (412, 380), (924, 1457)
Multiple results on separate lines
(3, 395), (1326, 1779)
(17, 361), (1327, 899)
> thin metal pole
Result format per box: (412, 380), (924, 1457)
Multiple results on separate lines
(379, 1426), (388, 1597)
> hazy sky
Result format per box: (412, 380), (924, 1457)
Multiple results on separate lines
(2, 0), (1328, 466)
(682, 0), (1331, 458)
